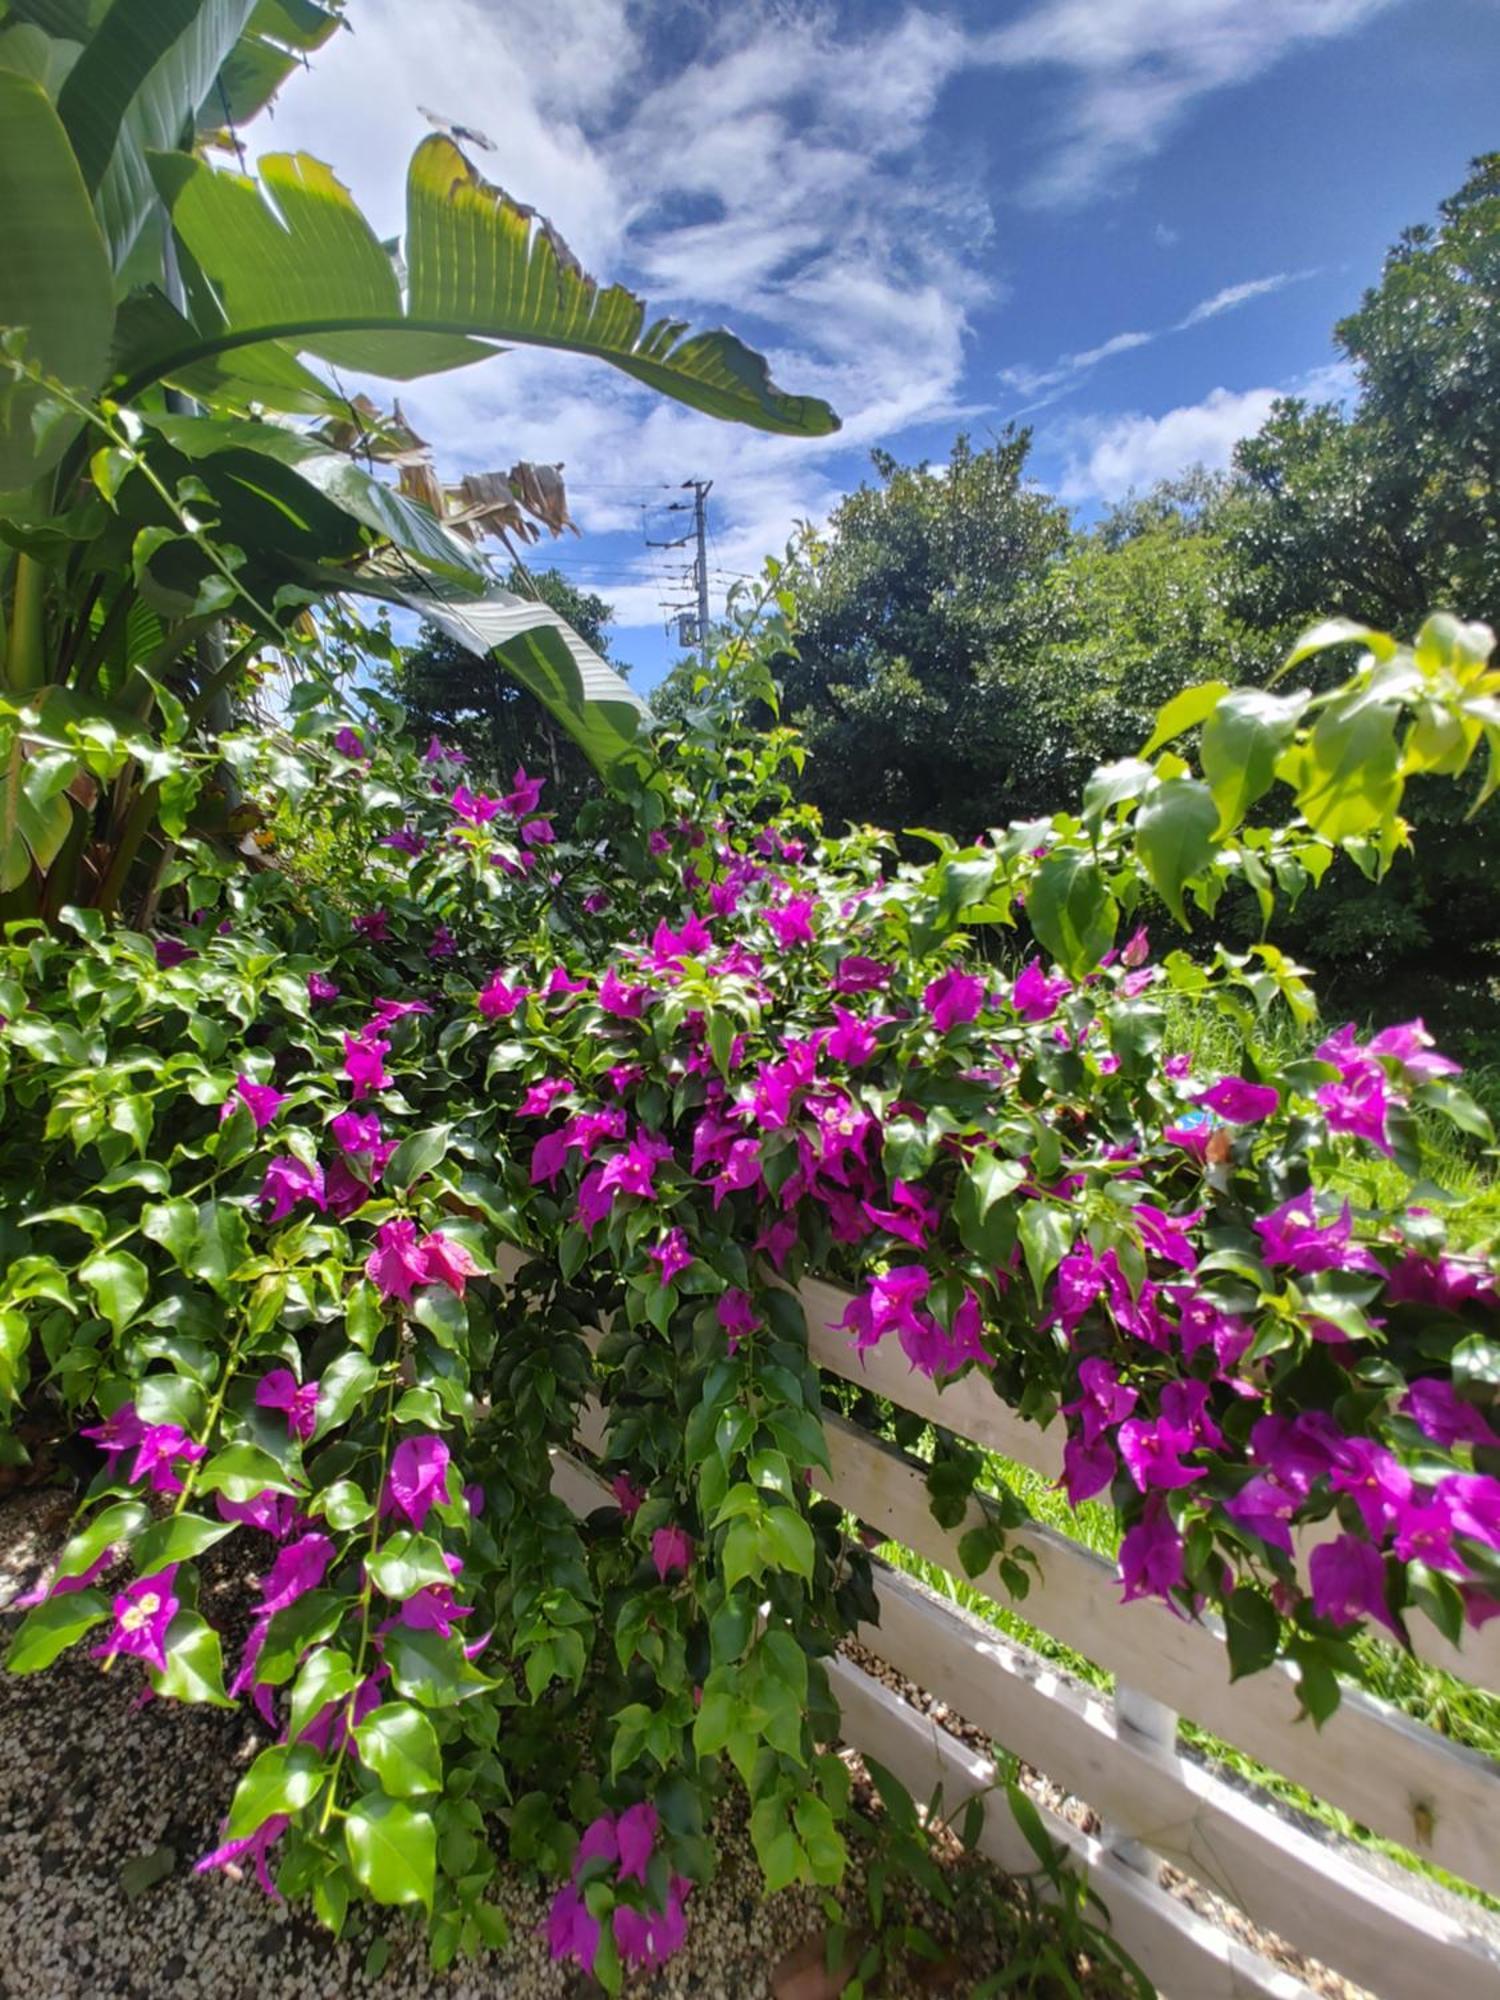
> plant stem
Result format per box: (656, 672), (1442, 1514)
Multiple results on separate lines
(7, 554), (46, 693)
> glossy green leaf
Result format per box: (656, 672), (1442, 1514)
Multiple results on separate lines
(227, 1742), (327, 1836)
(6, 1587), (110, 1673)
(78, 1249), (149, 1333)
(1025, 850), (1117, 978)
(344, 1796), (436, 1912)
(353, 1701), (443, 1798)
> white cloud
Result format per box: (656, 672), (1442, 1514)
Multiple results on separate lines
(1177, 271), (1313, 326)
(999, 268), (1319, 413)
(976, 0), (1402, 206)
(1056, 361), (1357, 502)
(1154, 222), (1180, 249)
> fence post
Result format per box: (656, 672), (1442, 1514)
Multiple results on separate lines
(1104, 1684), (1179, 1878)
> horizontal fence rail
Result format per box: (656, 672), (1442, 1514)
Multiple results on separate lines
(500, 1248), (1500, 1999)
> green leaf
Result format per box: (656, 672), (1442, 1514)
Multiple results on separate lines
(54, 1500), (150, 1580)
(314, 1350), (379, 1437)
(147, 137), (838, 434)
(288, 1645), (356, 1740)
(1018, 1201), (1074, 1305)
(354, 1701), (443, 1798)
(6, 1587), (109, 1673)
(142, 1197), (198, 1273)
(133, 1512), (234, 1574)
(1291, 695), (1403, 843)
(197, 1441), (301, 1503)
(0, 69), (114, 486)
(365, 1531), (454, 1600)
(155, 1611), (233, 1706)
(1025, 851), (1117, 979)
(761, 1506), (815, 1580)
(1224, 1588), (1282, 1682)
(79, 1249), (149, 1334)
(379, 1123), (453, 1195)
(57, 0), (259, 269)
(190, 1200), (251, 1299)
(227, 1742), (327, 1836)
(1142, 680), (1229, 757)
(344, 1796), (436, 1913)
(1199, 689), (1308, 835)
(1133, 778), (1219, 926)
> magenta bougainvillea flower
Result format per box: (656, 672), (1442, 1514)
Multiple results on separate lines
(195, 1815), (290, 1900)
(923, 965), (985, 1032)
(648, 1228), (694, 1286)
(369, 998), (434, 1029)
(333, 726), (366, 758)
(13, 1546), (116, 1610)
(353, 909), (390, 943)
(863, 1180), (941, 1249)
(306, 970), (340, 1005)
(215, 1489), (302, 1539)
(429, 924), (456, 961)
(80, 1401), (145, 1468)
(258, 1155), (326, 1223)
(717, 1288), (759, 1354)
(611, 1472), (646, 1517)
(93, 1566), (180, 1673)
(365, 1217), (431, 1302)
(1194, 1077), (1279, 1123)
(832, 954), (891, 994)
(1401, 1378), (1499, 1450)
(651, 1525), (693, 1581)
(764, 895), (816, 950)
(518, 1076), (574, 1119)
(614, 1801), (659, 1884)
(255, 1369), (320, 1443)
(129, 1424), (207, 1496)
(221, 1073), (287, 1130)
(384, 1436), (451, 1531)
(502, 765), (546, 815)
(419, 1231), (481, 1296)
(547, 1882), (601, 1973)
(1309, 1535), (1400, 1637)
(381, 824), (425, 855)
(599, 967), (649, 1018)
(1119, 1501), (1183, 1605)
(1254, 1194), (1382, 1275)
(153, 936), (196, 969)
(478, 972), (529, 1019)
(1011, 960), (1071, 1021)
(596, 1131), (675, 1204)
(343, 1031), (392, 1099)
(614, 1878), (692, 1970)
(520, 817), (555, 848)
(451, 783), (502, 825)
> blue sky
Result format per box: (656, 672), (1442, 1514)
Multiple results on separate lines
(261, 0), (1500, 689)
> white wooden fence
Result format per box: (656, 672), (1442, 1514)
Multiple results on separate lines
(507, 1249), (1500, 2000)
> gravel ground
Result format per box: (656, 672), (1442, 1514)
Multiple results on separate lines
(0, 1491), (1006, 2000)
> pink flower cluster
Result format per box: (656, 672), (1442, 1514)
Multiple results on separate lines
(547, 1802), (692, 1975)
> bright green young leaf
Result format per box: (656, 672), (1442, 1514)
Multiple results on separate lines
(354, 1702), (444, 1798)
(6, 1587), (110, 1673)
(1142, 680), (1229, 757)
(1133, 777), (1219, 926)
(1199, 688), (1308, 835)
(227, 1742), (327, 1836)
(155, 1611), (234, 1706)
(1018, 1201), (1074, 1305)
(365, 1532), (454, 1600)
(344, 1796), (436, 1912)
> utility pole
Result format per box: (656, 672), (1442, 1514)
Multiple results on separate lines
(687, 478), (713, 673)
(645, 478), (715, 670)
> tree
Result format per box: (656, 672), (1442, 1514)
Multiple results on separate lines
(1221, 155), (1500, 1043)
(772, 433), (1071, 835)
(396, 567), (624, 813)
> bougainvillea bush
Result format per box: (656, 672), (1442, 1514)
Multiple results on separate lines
(2, 590), (1499, 1978)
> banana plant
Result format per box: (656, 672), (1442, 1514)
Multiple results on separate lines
(0, 0), (839, 914)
